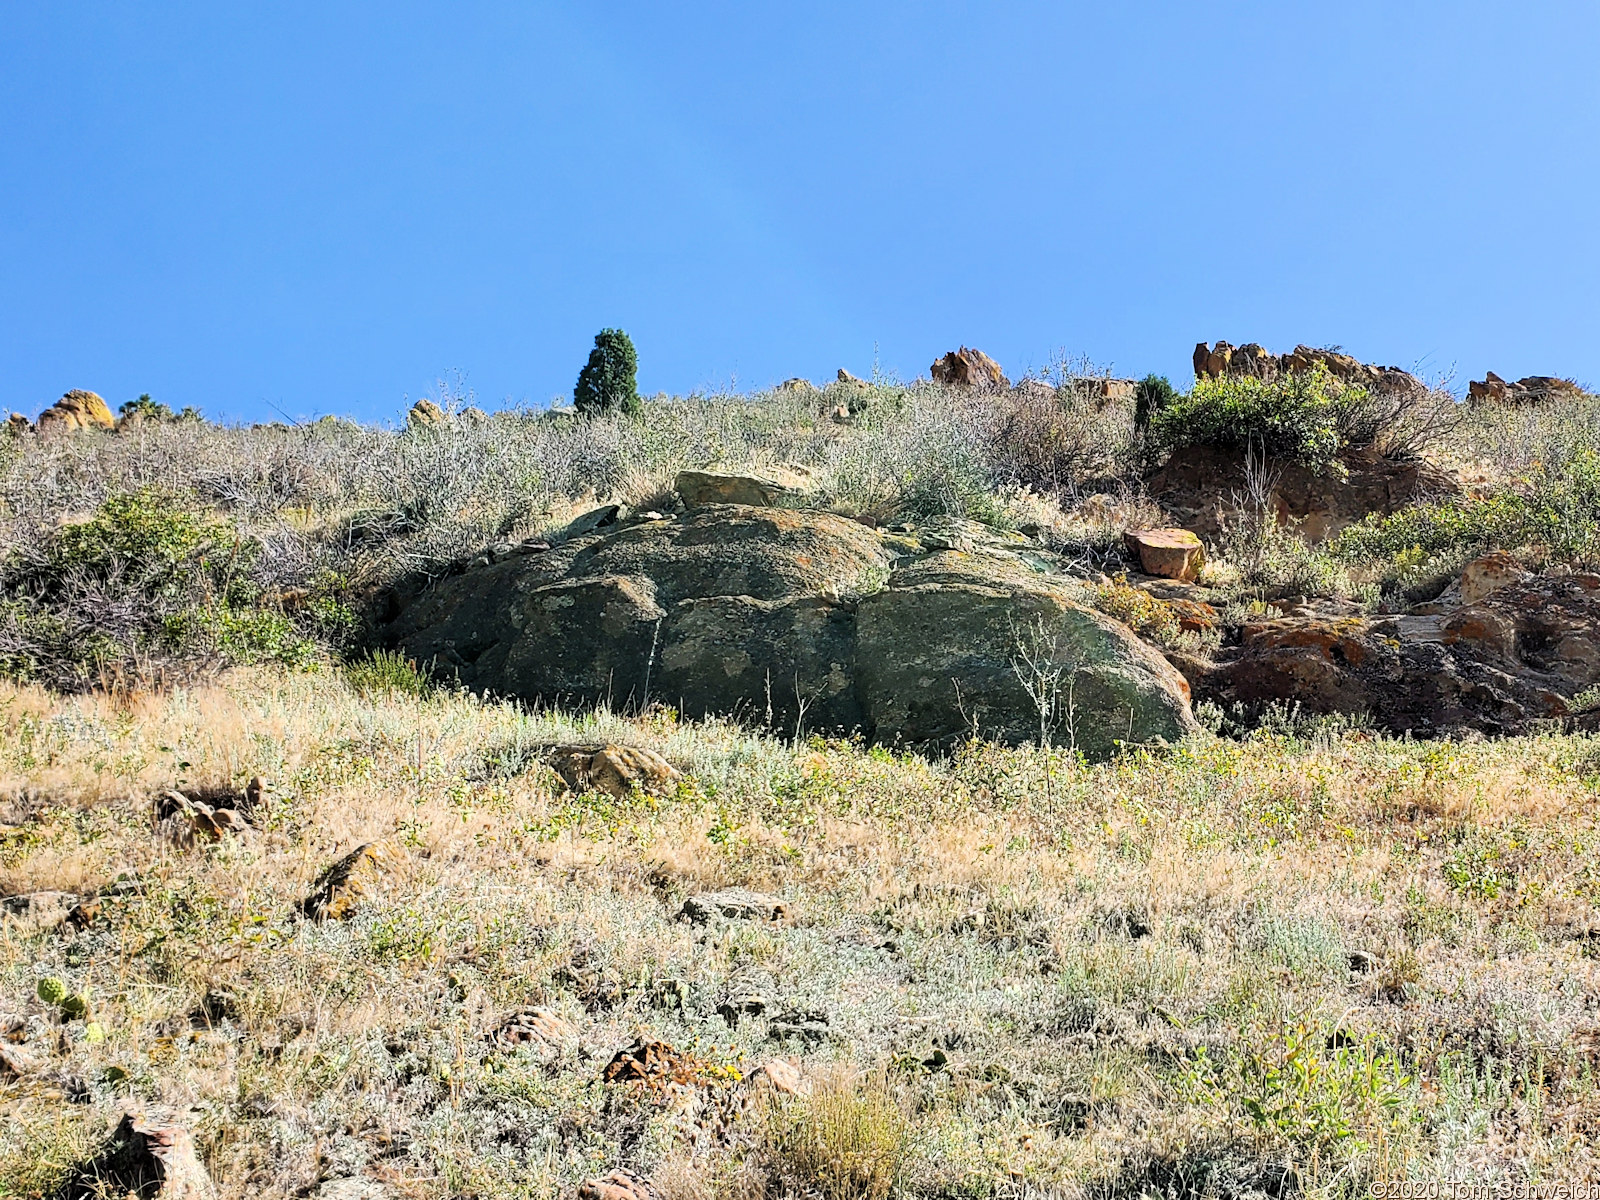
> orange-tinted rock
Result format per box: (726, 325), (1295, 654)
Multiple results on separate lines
(1193, 340), (1233, 379)
(37, 390), (114, 432)
(602, 1038), (710, 1086)
(930, 346), (1008, 390)
(1186, 576), (1600, 737)
(1167, 599), (1219, 633)
(579, 1170), (659, 1200)
(1192, 342), (1423, 397)
(745, 1058), (805, 1095)
(1123, 528), (1206, 582)
(1468, 373), (1583, 404)
(407, 398), (446, 428)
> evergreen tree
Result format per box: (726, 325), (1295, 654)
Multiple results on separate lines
(574, 329), (641, 416)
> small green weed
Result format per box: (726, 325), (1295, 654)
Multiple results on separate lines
(345, 649), (431, 699)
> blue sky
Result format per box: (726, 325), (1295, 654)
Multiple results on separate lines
(3, 3), (1598, 423)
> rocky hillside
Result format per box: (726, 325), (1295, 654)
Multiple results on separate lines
(3, 343), (1600, 1196)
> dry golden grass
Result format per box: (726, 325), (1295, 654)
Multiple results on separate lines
(1, 667), (1598, 1197)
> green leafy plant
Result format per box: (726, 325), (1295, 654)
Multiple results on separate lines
(37, 976), (91, 1021)
(1182, 1020), (1412, 1160)
(1148, 364), (1378, 476)
(1334, 448), (1600, 583)
(345, 648), (431, 698)
(118, 394), (174, 423)
(574, 328), (642, 416)
(0, 489), (320, 686)
(1133, 373), (1178, 432)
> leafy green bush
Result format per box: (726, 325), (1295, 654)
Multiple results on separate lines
(1148, 365), (1377, 476)
(574, 328), (641, 416)
(1333, 449), (1600, 590)
(0, 489), (318, 687)
(117, 394), (202, 424)
(1133, 373), (1178, 432)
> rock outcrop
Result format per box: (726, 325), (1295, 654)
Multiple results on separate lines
(1188, 572), (1600, 736)
(675, 470), (792, 509)
(1193, 342), (1424, 397)
(931, 347), (1009, 390)
(855, 549), (1196, 756)
(61, 1105), (216, 1200)
(548, 744), (680, 799)
(1466, 371), (1584, 404)
(37, 390), (115, 432)
(407, 398), (446, 428)
(1147, 444), (1458, 540)
(384, 508), (1198, 758)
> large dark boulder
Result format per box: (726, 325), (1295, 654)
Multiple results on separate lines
(857, 550), (1198, 757)
(385, 508), (1197, 757)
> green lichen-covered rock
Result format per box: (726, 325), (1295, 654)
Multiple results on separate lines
(389, 506), (891, 717)
(385, 507), (1197, 758)
(855, 550), (1198, 758)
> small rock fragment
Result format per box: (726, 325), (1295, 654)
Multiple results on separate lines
(675, 469), (793, 509)
(1123, 528), (1206, 583)
(1, 891), (80, 934)
(744, 1057), (805, 1095)
(548, 744), (680, 800)
(602, 1038), (703, 1085)
(562, 504), (626, 538)
(316, 1177), (393, 1200)
(156, 790), (252, 847)
(716, 990), (769, 1027)
(767, 1008), (833, 1046)
(579, 1169), (660, 1200)
(0, 1042), (40, 1077)
(406, 398), (446, 428)
(678, 888), (788, 924)
(1458, 551), (1529, 606)
(301, 841), (397, 920)
(486, 1007), (576, 1052)
(61, 1105), (216, 1200)
(930, 346), (1009, 390)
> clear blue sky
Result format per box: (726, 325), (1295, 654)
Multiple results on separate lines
(4, 3), (1598, 423)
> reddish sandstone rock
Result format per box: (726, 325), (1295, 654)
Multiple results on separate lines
(1123, 528), (1206, 582)
(1186, 576), (1600, 736)
(579, 1170), (660, 1200)
(1467, 372), (1583, 404)
(1167, 598), (1219, 633)
(1147, 443), (1459, 540)
(930, 346), (1008, 390)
